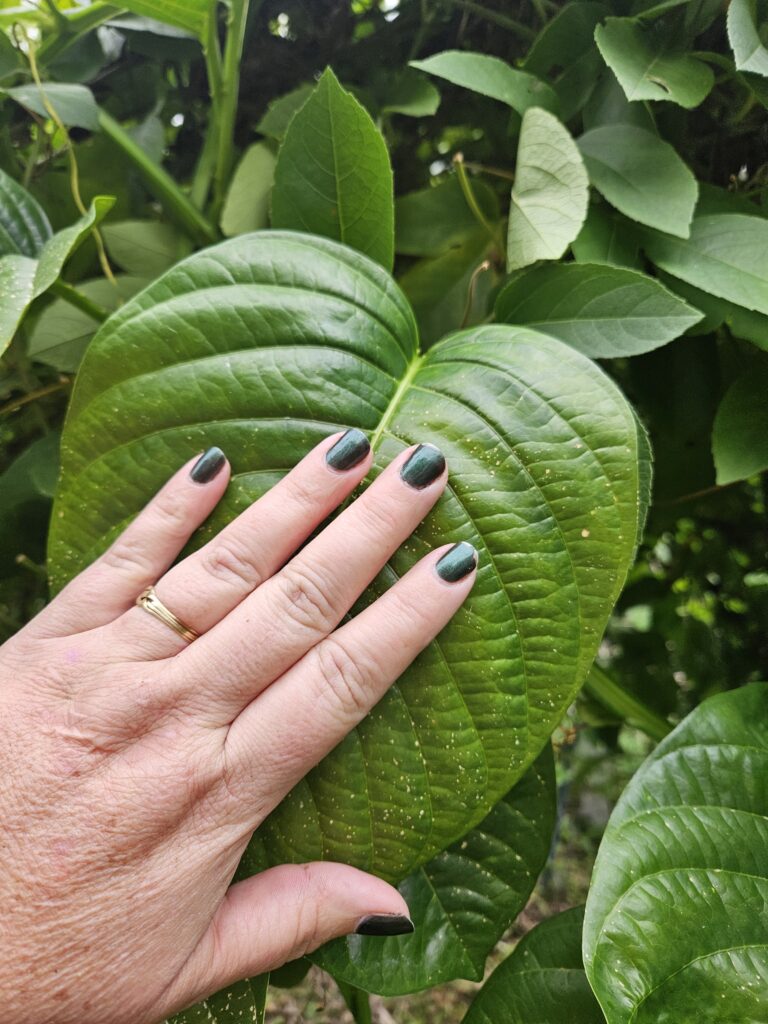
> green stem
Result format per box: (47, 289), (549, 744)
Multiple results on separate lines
(50, 279), (110, 322)
(98, 110), (218, 246)
(441, 0), (536, 39)
(212, 0), (252, 214)
(193, 10), (224, 212)
(585, 666), (672, 743)
(454, 155), (505, 255)
(337, 982), (372, 1024)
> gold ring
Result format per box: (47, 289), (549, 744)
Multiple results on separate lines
(135, 586), (200, 644)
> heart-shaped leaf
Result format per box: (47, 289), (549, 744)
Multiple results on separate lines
(310, 747), (555, 995)
(49, 230), (649, 883)
(584, 683), (768, 1023)
(463, 907), (604, 1024)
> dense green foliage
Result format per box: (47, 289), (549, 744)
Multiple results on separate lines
(0, 1), (766, 1021)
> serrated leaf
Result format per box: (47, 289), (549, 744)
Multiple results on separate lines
(572, 204), (643, 269)
(728, 0), (768, 76)
(507, 107), (589, 271)
(102, 220), (189, 276)
(578, 125), (697, 237)
(49, 231), (648, 886)
(463, 907), (604, 1024)
(644, 213), (768, 316)
(312, 748), (556, 995)
(496, 263), (702, 357)
(271, 69), (394, 271)
(712, 365), (768, 483)
(220, 143), (277, 237)
(0, 167), (52, 257)
(584, 683), (768, 1023)
(595, 17), (714, 107)
(410, 51), (559, 116)
(395, 175), (499, 258)
(6, 83), (101, 131)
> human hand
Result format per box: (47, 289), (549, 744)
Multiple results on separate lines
(0, 430), (477, 1024)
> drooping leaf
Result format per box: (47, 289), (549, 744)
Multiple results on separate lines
(410, 51), (559, 116)
(463, 908), (604, 1024)
(595, 17), (714, 107)
(256, 83), (315, 141)
(712, 365), (768, 483)
(6, 83), (101, 131)
(495, 263), (702, 357)
(102, 220), (189, 277)
(381, 68), (441, 116)
(395, 175), (500, 258)
(312, 748), (556, 995)
(572, 204), (643, 269)
(584, 683), (768, 1023)
(644, 214), (768, 316)
(271, 69), (394, 271)
(220, 143), (277, 237)
(507, 107), (589, 271)
(168, 974), (269, 1024)
(112, 0), (209, 39)
(0, 167), (52, 257)
(577, 125), (697, 237)
(727, 0), (768, 76)
(49, 231), (648, 885)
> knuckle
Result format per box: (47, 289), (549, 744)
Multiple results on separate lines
(278, 562), (339, 635)
(151, 490), (196, 542)
(200, 536), (264, 592)
(313, 637), (370, 718)
(100, 538), (154, 579)
(285, 471), (326, 515)
(356, 492), (404, 540)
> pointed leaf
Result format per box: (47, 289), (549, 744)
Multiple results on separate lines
(271, 69), (394, 271)
(584, 683), (768, 1023)
(6, 83), (101, 131)
(577, 125), (698, 237)
(0, 168), (52, 257)
(595, 17), (714, 107)
(410, 51), (558, 116)
(495, 263), (702, 357)
(712, 365), (768, 483)
(49, 231), (649, 884)
(728, 0), (768, 76)
(312, 748), (556, 995)
(507, 107), (589, 271)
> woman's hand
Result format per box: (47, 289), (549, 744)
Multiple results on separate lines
(0, 429), (476, 1024)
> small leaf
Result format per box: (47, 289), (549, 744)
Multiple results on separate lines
(644, 213), (768, 316)
(381, 68), (441, 117)
(728, 0), (768, 76)
(220, 143), (277, 237)
(6, 83), (101, 131)
(595, 17), (714, 107)
(572, 204), (643, 269)
(0, 167), (52, 257)
(271, 68), (394, 271)
(462, 908), (604, 1024)
(256, 83), (315, 141)
(102, 220), (189, 277)
(410, 51), (559, 116)
(577, 125), (698, 237)
(496, 262), (702, 357)
(395, 175), (499, 258)
(712, 365), (768, 483)
(584, 683), (768, 1022)
(507, 107), (589, 271)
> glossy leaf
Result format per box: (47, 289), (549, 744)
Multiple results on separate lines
(410, 51), (559, 116)
(463, 908), (604, 1024)
(507, 107), (589, 271)
(220, 143), (277, 237)
(6, 83), (101, 131)
(49, 231), (648, 884)
(114, 0), (209, 38)
(395, 175), (499, 258)
(572, 204), (643, 269)
(584, 683), (768, 1023)
(577, 125), (697, 238)
(595, 18), (714, 107)
(727, 0), (768, 76)
(168, 975), (269, 1024)
(312, 748), (556, 995)
(102, 220), (189, 276)
(271, 69), (394, 271)
(496, 263), (702, 357)
(644, 213), (768, 316)
(712, 366), (768, 483)
(0, 168), (52, 258)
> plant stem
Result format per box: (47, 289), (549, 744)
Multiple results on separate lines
(98, 110), (218, 246)
(50, 280), (110, 322)
(211, 0), (252, 215)
(338, 983), (373, 1024)
(440, 0), (536, 40)
(453, 153), (505, 254)
(463, 159), (515, 182)
(585, 666), (672, 743)
(0, 378), (71, 418)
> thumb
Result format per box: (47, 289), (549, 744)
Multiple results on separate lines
(161, 862), (413, 1013)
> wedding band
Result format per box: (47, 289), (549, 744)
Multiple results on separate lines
(135, 586), (200, 643)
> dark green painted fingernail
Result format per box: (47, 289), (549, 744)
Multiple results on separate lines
(326, 429), (370, 471)
(436, 542), (477, 582)
(355, 914), (415, 937)
(400, 443), (446, 489)
(189, 447), (226, 484)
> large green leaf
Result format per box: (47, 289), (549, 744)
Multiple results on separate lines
(584, 683), (768, 1023)
(595, 17), (714, 107)
(0, 168), (52, 257)
(6, 83), (101, 131)
(463, 908), (604, 1024)
(410, 51), (558, 116)
(113, 0), (209, 38)
(310, 747), (555, 995)
(644, 214), (768, 316)
(271, 68), (394, 271)
(495, 263), (702, 357)
(577, 125), (697, 238)
(712, 364), (768, 484)
(49, 230), (648, 884)
(507, 107), (589, 271)
(728, 0), (768, 76)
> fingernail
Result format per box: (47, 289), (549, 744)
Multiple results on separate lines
(400, 443), (446, 489)
(355, 913), (415, 937)
(436, 542), (477, 582)
(326, 429), (371, 471)
(190, 447), (226, 484)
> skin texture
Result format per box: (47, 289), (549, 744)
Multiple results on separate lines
(0, 430), (476, 1024)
